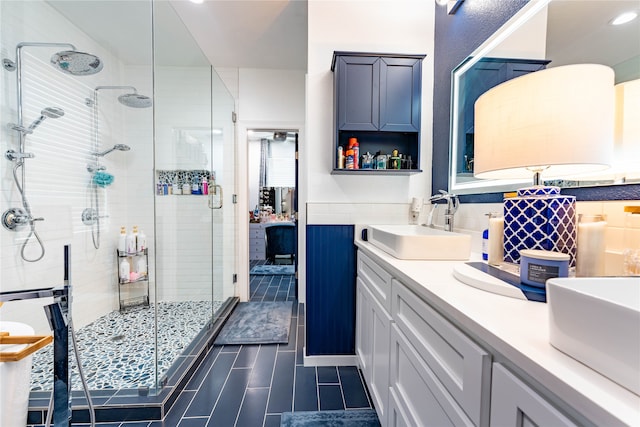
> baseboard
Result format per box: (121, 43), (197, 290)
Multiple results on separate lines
(302, 347), (359, 367)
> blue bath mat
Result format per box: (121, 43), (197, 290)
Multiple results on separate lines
(250, 264), (295, 275)
(214, 301), (293, 345)
(281, 410), (380, 427)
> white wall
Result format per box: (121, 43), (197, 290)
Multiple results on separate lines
(235, 67), (306, 301)
(0, 1), (153, 332)
(306, 0), (434, 204)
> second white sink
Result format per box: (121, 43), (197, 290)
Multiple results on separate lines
(367, 225), (471, 260)
(547, 277), (640, 395)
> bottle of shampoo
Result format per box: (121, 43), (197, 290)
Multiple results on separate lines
(136, 257), (147, 276)
(118, 226), (126, 254)
(126, 228), (136, 254)
(119, 258), (130, 282)
(137, 229), (147, 252)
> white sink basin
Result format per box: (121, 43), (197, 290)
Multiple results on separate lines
(547, 277), (640, 395)
(367, 225), (471, 260)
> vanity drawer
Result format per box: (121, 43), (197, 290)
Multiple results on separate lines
(358, 251), (393, 312)
(389, 324), (473, 427)
(391, 280), (491, 427)
(249, 224), (265, 239)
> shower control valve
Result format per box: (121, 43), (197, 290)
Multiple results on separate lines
(5, 149), (35, 161)
(2, 207), (30, 231)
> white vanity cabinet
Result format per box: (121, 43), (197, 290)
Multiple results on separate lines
(356, 250), (491, 427)
(356, 252), (393, 426)
(391, 279), (492, 427)
(490, 364), (579, 427)
(354, 245), (635, 427)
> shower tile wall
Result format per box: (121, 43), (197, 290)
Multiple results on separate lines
(0, 0), (153, 333)
(152, 66), (235, 303)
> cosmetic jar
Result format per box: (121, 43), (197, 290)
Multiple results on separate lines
(519, 249), (569, 288)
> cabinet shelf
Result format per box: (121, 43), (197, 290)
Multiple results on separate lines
(331, 169), (422, 175)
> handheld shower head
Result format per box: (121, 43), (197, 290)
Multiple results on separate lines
(14, 107), (65, 134)
(94, 144), (131, 157)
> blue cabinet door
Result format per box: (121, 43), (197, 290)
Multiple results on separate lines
(379, 57), (422, 132)
(336, 55), (380, 131)
(306, 225), (356, 356)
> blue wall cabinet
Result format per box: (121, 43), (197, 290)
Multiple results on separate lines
(306, 225), (356, 356)
(332, 52), (425, 174)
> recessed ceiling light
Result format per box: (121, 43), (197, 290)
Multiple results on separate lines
(610, 11), (638, 26)
(190, 0), (204, 4)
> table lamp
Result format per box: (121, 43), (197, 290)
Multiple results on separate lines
(474, 64), (615, 266)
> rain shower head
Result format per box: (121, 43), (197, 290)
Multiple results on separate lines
(94, 144), (131, 157)
(118, 93), (152, 108)
(3, 42), (103, 77)
(85, 86), (152, 109)
(26, 107), (65, 132)
(50, 50), (103, 76)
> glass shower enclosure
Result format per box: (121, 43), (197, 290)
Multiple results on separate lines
(0, 0), (236, 407)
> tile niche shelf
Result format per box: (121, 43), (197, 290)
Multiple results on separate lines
(331, 51), (425, 175)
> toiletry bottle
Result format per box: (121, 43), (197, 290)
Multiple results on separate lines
(482, 214), (489, 261)
(345, 149), (355, 169)
(350, 138), (359, 169)
(337, 146), (344, 169)
(182, 183), (190, 195)
(119, 257), (130, 282)
(623, 206), (640, 276)
(192, 181), (200, 195)
(133, 226), (139, 253)
(202, 178), (209, 195)
(126, 227), (136, 254)
(168, 182), (173, 195)
(487, 212), (504, 266)
(136, 256), (147, 276)
(118, 226), (126, 254)
(137, 229), (147, 252)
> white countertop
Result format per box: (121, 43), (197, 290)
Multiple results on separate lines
(355, 237), (640, 426)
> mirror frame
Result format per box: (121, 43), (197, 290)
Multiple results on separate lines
(446, 0), (640, 200)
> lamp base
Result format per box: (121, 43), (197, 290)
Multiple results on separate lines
(503, 186), (576, 267)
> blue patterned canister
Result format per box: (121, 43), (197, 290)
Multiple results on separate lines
(503, 186), (576, 267)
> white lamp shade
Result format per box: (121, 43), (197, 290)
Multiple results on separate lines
(473, 64), (615, 180)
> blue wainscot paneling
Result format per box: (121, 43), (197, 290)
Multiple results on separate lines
(306, 225), (356, 356)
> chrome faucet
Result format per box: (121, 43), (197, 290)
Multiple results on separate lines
(428, 190), (459, 232)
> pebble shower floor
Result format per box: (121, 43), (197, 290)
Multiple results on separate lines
(29, 300), (223, 391)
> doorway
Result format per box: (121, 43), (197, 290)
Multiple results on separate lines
(247, 129), (298, 301)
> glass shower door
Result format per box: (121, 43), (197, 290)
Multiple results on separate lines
(152, 1), (236, 389)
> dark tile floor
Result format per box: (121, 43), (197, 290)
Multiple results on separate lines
(33, 261), (374, 426)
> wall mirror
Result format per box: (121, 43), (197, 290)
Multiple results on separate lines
(449, 0), (640, 195)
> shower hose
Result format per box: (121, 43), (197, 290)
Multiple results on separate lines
(12, 160), (45, 262)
